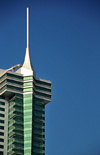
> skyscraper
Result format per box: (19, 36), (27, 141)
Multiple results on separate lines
(0, 8), (51, 155)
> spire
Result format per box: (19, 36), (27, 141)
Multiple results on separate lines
(16, 7), (33, 76)
(22, 7), (33, 70)
(27, 7), (29, 48)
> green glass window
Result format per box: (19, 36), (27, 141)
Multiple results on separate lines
(7, 79), (23, 85)
(24, 117), (32, 122)
(0, 74), (6, 80)
(24, 130), (32, 134)
(24, 133), (31, 137)
(0, 151), (3, 155)
(35, 91), (51, 98)
(24, 106), (32, 110)
(24, 97), (32, 101)
(0, 102), (5, 106)
(0, 120), (4, 123)
(15, 93), (23, 98)
(0, 132), (4, 136)
(0, 126), (4, 130)
(24, 143), (31, 147)
(24, 111), (32, 116)
(24, 82), (33, 86)
(24, 115), (32, 119)
(7, 85), (22, 91)
(36, 79), (51, 86)
(23, 94), (32, 98)
(0, 114), (4, 117)
(0, 80), (6, 87)
(24, 123), (32, 128)
(0, 86), (7, 93)
(13, 149), (24, 153)
(24, 101), (32, 105)
(0, 145), (4, 149)
(24, 76), (33, 80)
(0, 108), (5, 111)
(0, 138), (4, 142)
(24, 149), (31, 154)
(24, 88), (33, 92)
(35, 86), (51, 92)
(7, 73), (23, 79)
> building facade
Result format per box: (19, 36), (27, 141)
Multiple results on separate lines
(0, 8), (51, 155)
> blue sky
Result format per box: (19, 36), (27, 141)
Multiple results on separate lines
(0, 0), (100, 154)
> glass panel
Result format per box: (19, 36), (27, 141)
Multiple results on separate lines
(24, 115), (32, 119)
(0, 86), (7, 93)
(24, 118), (32, 122)
(7, 85), (22, 91)
(24, 106), (32, 110)
(24, 77), (33, 80)
(24, 97), (32, 101)
(0, 145), (4, 149)
(24, 111), (32, 116)
(35, 86), (51, 92)
(24, 103), (32, 107)
(0, 132), (4, 136)
(24, 124), (32, 128)
(24, 109), (32, 113)
(36, 92), (51, 98)
(23, 94), (32, 98)
(7, 73), (23, 79)
(24, 130), (32, 135)
(0, 138), (4, 142)
(24, 134), (31, 137)
(24, 143), (31, 147)
(36, 79), (51, 86)
(24, 82), (33, 86)
(7, 79), (23, 85)
(24, 149), (31, 154)
(0, 114), (4, 117)
(24, 88), (33, 92)
(0, 126), (4, 130)
(0, 120), (4, 123)
(0, 102), (5, 106)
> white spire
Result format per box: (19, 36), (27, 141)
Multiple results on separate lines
(22, 7), (33, 70)
(27, 7), (29, 48)
(16, 7), (33, 76)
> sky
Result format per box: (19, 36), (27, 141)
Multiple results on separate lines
(0, 0), (100, 154)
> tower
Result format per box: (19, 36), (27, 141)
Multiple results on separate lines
(0, 8), (51, 155)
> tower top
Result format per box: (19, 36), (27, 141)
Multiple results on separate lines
(17, 7), (34, 76)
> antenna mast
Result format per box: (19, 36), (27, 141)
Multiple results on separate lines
(27, 7), (29, 48)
